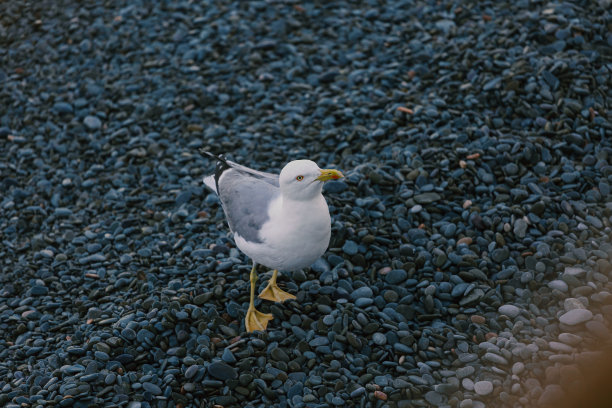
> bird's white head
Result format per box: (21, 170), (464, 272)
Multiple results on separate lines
(279, 160), (344, 201)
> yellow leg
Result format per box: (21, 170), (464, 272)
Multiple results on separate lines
(258, 270), (297, 302)
(245, 263), (273, 332)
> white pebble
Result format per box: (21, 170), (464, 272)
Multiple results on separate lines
(512, 362), (525, 375)
(559, 309), (593, 325)
(498, 304), (520, 318)
(548, 279), (568, 292)
(474, 380), (493, 396)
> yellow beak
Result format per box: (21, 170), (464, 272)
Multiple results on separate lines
(316, 168), (344, 182)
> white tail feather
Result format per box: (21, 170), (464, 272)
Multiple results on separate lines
(203, 175), (217, 193)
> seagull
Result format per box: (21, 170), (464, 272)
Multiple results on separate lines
(201, 151), (344, 332)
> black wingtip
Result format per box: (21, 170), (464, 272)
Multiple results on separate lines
(199, 149), (221, 161)
(200, 150), (231, 193)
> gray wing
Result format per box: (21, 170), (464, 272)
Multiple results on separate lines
(217, 169), (280, 244)
(225, 159), (279, 187)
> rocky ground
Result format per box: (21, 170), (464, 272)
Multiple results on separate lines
(1, 0), (611, 407)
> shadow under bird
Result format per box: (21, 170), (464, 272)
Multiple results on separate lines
(201, 151), (344, 332)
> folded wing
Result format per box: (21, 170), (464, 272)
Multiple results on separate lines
(202, 152), (280, 244)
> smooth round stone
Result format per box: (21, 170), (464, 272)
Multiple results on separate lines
(121, 328), (136, 340)
(105, 373), (116, 385)
(94, 351), (109, 361)
(350, 286), (373, 300)
(410, 204), (423, 213)
(498, 304), (520, 318)
(474, 380), (493, 396)
(436, 383), (458, 394)
(311, 258), (330, 274)
(54, 101), (74, 113)
(462, 378), (474, 391)
(559, 309), (593, 325)
(509, 360), (525, 375)
(355, 298), (373, 307)
(491, 248), (509, 263)
(548, 280), (568, 292)
(424, 391), (444, 405)
(142, 382), (161, 395)
(271, 347), (290, 362)
(460, 399), (473, 408)
(513, 219), (527, 238)
(323, 315), (335, 325)
(184, 365), (200, 380)
(483, 352), (508, 365)
(441, 223), (457, 237)
(386, 269), (407, 284)
(383, 290), (399, 302)
(372, 333), (387, 346)
(457, 366), (475, 378)
(342, 240), (359, 255)
(558, 333), (582, 346)
(83, 115), (102, 131)
(470, 315), (486, 324)
(137, 329), (154, 343)
(548, 342), (574, 353)
(458, 353), (478, 363)
(332, 396), (344, 405)
(208, 361), (237, 380)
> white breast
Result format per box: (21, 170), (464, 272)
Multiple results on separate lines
(234, 195), (331, 271)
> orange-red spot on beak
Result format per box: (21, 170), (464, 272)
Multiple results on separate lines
(316, 169), (344, 182)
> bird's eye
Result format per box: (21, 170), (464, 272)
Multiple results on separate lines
(296, 175), (304, 181)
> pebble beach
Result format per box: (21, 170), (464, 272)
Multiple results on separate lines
(1, 1), (612, 407)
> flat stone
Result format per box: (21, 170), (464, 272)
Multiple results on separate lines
(270, 347), (290, 362)
(208, 361), (237, 380)
(548, 341), (574, 353)
(414, 192), (441, 204)
(462, 378), (474, 391)
(483, 352), (508, 365)
(83, 115), (102, 131)
(350, 286), (373, 301)
(142, 382), (161, 395)
(342, 240), (359, 255)
(457, 366), (475, 378)
(548, 280), (568, 292)
(559, 309), (593, 325)
(513, 219), (528, 238)
(424, 391), (444, 405)
(185, 365), (200, 379)
(558, 333), (582, 346)
(564, 267), (586, 278)
(491, 247), (510, 263)
(372, 333), (387, 345)
(474, 380), (493, 396)
(512, 362), (524, 375)
(385, 269), (407, 284)
(498, 304), (520, 318)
